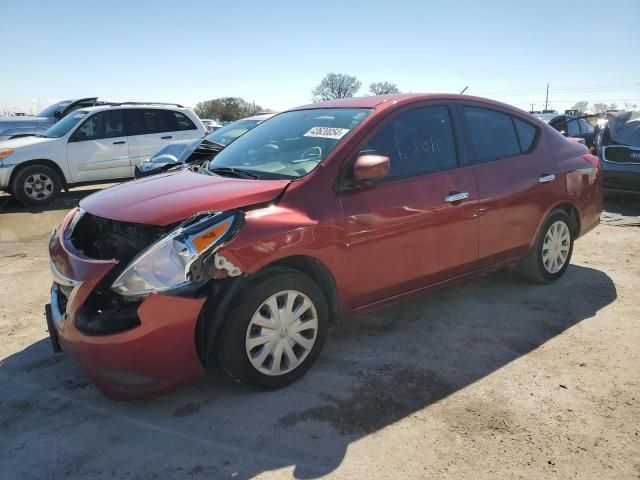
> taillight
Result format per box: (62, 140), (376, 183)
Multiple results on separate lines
(582, 153), (599, 168)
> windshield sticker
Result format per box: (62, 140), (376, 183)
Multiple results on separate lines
(73, 113), (87, 118)
(303, 127), (350, 139)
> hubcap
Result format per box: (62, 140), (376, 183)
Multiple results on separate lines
(542, 220), (571, 274)
(245, 290), (318, 376)
(24, 173), (54, 200)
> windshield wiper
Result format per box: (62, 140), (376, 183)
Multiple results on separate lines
(207, 166), (260, 179)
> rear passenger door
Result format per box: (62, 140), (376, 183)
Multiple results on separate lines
(125, 109), (190, 167)
(458, 103), (557, 266)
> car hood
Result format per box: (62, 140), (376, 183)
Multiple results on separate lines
(0, 115), (47, 123)
(80, 169), (290, 226)
(149, 138), (201, 164)
(0, 135), (58, 148)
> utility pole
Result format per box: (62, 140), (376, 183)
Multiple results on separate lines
(544, 83), (549, 111)
(530, 103), (535, 112)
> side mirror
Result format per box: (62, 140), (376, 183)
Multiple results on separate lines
(53, 111), (63, 120)
(352, 154), (390, 182)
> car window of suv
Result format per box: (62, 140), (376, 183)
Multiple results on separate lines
(69, 110), (124, 142)
(359, 106), (457, 178)
(463, 107), (521, 161)
(578, 118), (594, 133)
(125, 109), (179, 135)
(565, 119), (580, 136)
(172, 111), (197, 131)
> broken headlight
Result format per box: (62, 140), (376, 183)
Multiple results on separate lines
(111, 212), (241, 298)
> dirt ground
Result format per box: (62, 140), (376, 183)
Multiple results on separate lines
(0, 189), (639, 479)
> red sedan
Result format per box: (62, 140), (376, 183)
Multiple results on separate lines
(46, 94), (602, 400)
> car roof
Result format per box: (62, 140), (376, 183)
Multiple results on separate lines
(78, 104), (191, 113)
(290, 94), (534, 118)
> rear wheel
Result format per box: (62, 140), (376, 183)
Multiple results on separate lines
(520, 210), (574, 283)
(215, 269), (328, 389)
(12, 164), (61, 206)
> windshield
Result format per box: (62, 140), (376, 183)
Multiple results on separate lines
(42, 110), (89, 138)
(38, 100), (72, 118)
(209, 108), (370, 179)
(204, 119), (262, 146)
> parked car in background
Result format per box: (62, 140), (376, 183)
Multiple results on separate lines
(594, 110), (640, 192)
(135, 112), (276, 177)
(535, 113), (597, 147)
(201, 119), (223, 134)
(0, 103), (205, 205)
(46, 94), (602, 400)
(0, 97), (105, 141)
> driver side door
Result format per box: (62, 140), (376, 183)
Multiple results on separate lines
(67, 110), (131, 182)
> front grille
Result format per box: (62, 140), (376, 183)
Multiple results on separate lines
(604, 146), (640, 164)
(69, 213), (172, 266)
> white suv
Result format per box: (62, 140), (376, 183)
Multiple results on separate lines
(0, 103), (205, 205)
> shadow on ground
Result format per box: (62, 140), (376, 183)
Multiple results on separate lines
(0, 187), (106, 214)
(0, 265), (616, 479)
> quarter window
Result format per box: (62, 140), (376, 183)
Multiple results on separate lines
(514, 118), (537, 152)
(464, 107), (520, 161)
(70, 110), (124, 142)
(359, 106), (457, 178)
(565, 119), (580, 136)
(173, 111), (197, 131)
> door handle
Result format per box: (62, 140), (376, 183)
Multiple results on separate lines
(444, 192), (470, 203)
(538, 174), (556, 183)
(161, 136), (173, 140)
(112, 141), (126, 145)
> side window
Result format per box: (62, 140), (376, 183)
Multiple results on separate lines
(463, 107), (520, 161)
(70, 110), (124, 142)
(566, 119), (580, 136)
(578, 118), (594, 133)
(172, 111), (197, 131)
(513, 118), (537, 152)
(359, 106), (457, 178)
(125, 109), (179, 135)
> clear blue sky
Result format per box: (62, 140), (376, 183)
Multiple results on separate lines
(2, 0), (639, 114)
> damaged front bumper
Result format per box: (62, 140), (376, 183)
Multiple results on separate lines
(45, 209), (206, 400)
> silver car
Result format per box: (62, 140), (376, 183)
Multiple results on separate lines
(0, 97), (102, 141)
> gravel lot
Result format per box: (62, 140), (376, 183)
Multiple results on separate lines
(0, 189), (639, 479)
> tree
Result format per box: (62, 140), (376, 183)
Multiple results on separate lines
(624, 102), (638, 111)
(570, 101), (588, 113)
(608, 103), (618, 111)
(369, 81), (400, 95)
(593, 103), (608, 114)
(312, 73), (361, 102)
(194, 97), (268, 122)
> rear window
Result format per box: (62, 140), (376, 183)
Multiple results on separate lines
(464, 107), (520, 161)
(126, 109), (191, 135)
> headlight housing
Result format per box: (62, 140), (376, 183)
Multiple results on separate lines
(111, 211), (241, 298)
(0, 148), (14, 161)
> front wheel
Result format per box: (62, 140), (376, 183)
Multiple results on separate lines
(215, 269), (329, 389)
(519, 210), (574, 283)
(12, 164), (61, 206)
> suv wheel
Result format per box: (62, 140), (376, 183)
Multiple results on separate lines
(215, 269), (328, 389)
(12, 164), (61, 206)
(520, 210), (574, 283)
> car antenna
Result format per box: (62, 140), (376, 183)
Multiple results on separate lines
(459, 86), (469, 95)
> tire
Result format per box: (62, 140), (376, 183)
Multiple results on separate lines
(519, 210), (574, 284)
(215, 268), (329, 389)
(12, 164), (61, 206)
